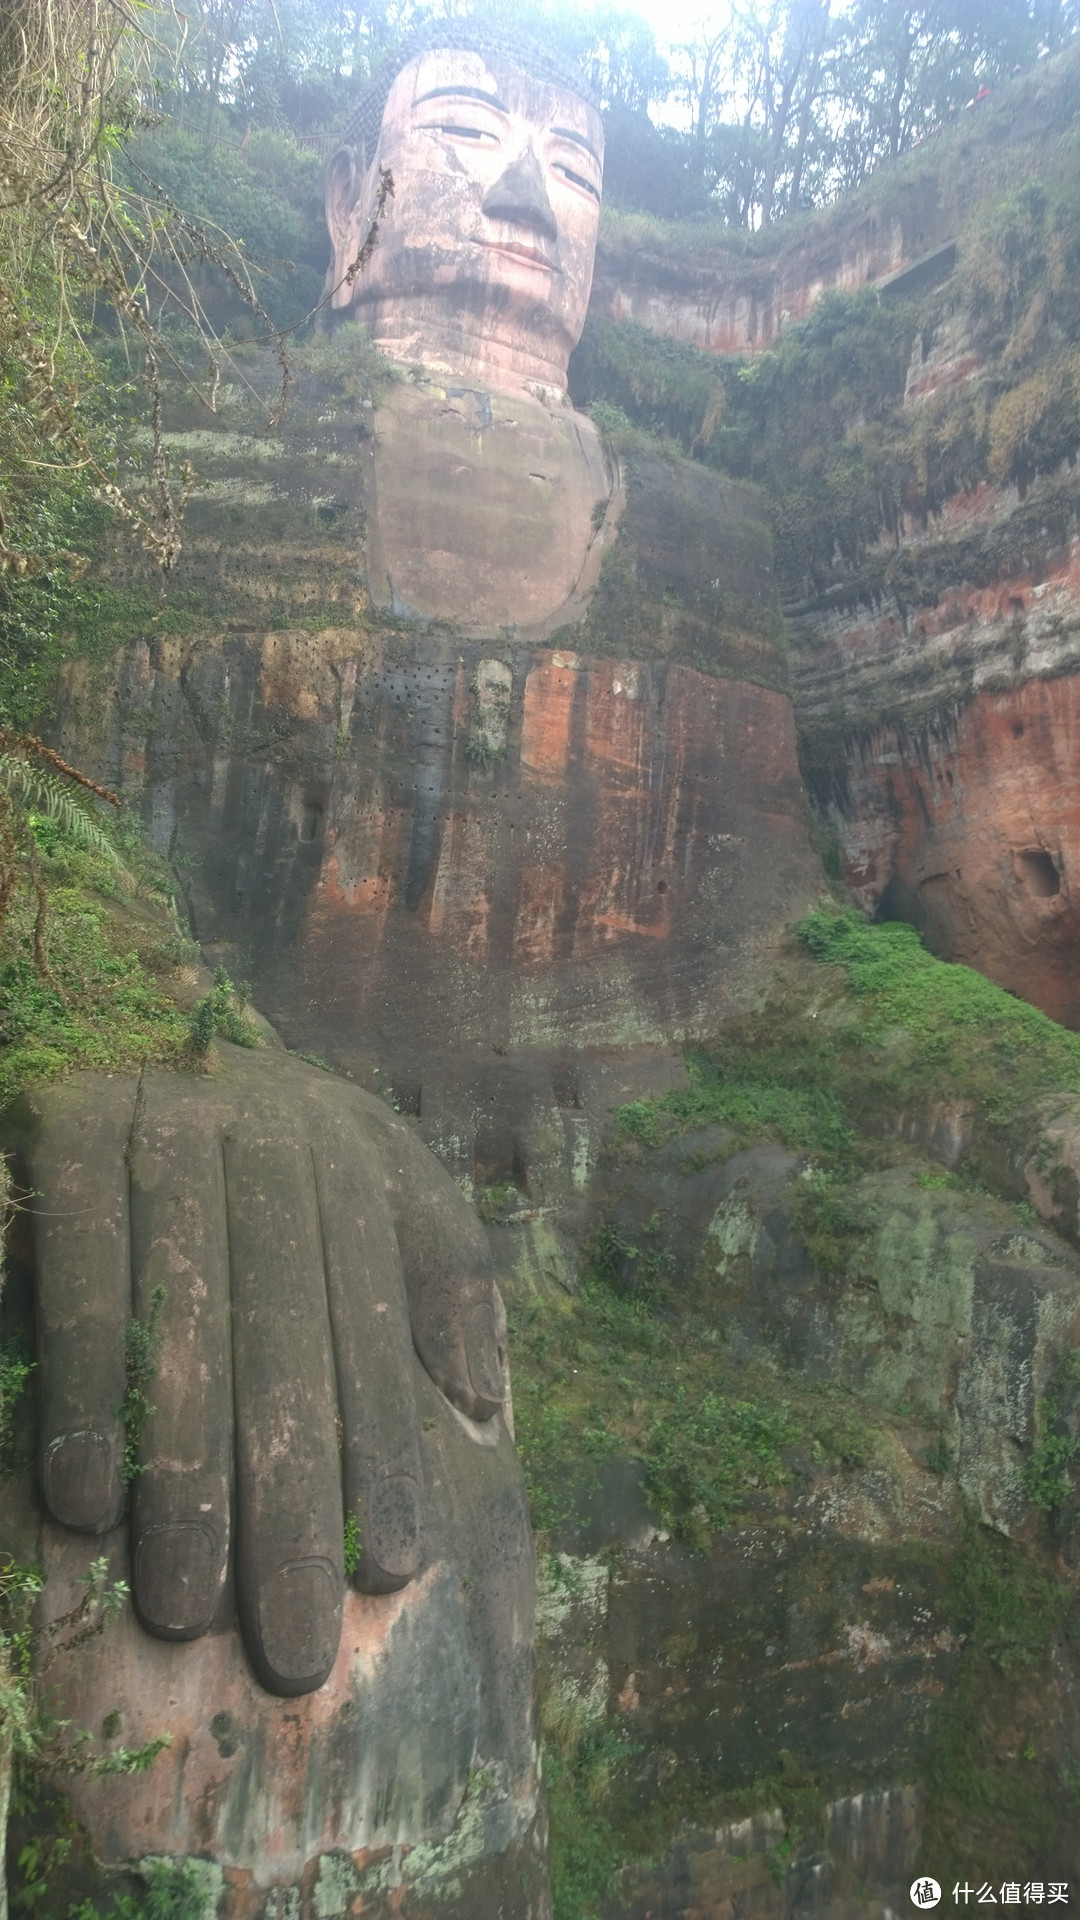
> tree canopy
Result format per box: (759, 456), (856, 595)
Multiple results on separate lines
(152, 0), (1080, 225)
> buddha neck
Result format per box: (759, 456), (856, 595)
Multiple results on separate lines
(354, 296), (574, 399)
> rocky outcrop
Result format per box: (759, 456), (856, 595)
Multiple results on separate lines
(813, 675), (1080, 1024)
(792, 409), (1080, 1020)
(589, 44), (1080, 359)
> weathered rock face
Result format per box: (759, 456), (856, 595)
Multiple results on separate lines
(118, 636), (806, 1065)
(593, 207), (908, 357)
(591, 1140), (1080, 1540)
(580, 45), (1080, 1029)
(522, 1129), (1080, 1913)
(819, 676), (1080, 1024)
(792, 441), (1080, 1020)
(606, 1790), (924, 1920)
(57, 358), (818, 1206)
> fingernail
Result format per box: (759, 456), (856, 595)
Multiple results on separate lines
(465, 1303), (504, 1412)
(135, 1525), (220, 1639)
(43, 1431), (121, 1533)
(367, 1474), (421, 1582)
(256, 1559), (341, 1695)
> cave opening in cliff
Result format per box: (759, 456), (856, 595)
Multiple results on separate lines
(1016, 847), (1062, 897)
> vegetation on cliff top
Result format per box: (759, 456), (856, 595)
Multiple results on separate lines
(572, 68), (1080, 619)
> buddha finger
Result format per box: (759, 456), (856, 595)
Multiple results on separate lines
(308, 1100), (423, 1595)
(127, 1073), (231, 1640)
(15, 1076), (139, 1535)
(223, 1118), (344, 1696)
(357, 1098), (505, 1423)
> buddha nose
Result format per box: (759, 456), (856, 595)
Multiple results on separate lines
(481, 147), (558, 243)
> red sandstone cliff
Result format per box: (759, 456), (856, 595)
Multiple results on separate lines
(586, 41), (1080, 1024)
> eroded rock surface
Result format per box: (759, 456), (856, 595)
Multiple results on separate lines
(54, 357), (817, 1214)
(517, 1119), (1080, 1912)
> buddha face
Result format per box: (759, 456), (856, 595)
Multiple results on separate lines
(326, 48), (604, 389)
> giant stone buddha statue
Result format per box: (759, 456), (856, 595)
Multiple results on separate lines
(324, 26), (612, 636)
(4, 24), (818, 1919)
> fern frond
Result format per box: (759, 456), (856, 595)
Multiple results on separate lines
(0, 755), (131, 881)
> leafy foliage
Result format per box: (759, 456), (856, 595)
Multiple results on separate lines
(128, 124), (328, 333)
(571, 318), (730, 454)
(0, 1341), (34, 1472)
(187, 968), (259, 1055)
(795, 907), (1080, 1122)
(1024, 1348), (1080, 1514)
(511, 908), (1080, 1557)
(542, 1704), (636, 1920)
(120, 1287), (167, 1487)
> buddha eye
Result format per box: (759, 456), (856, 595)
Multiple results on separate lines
(552, 161), (600, 203)
(434, 122), (498, 145)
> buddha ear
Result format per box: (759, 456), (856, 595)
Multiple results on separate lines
(325, 145), (363, 251)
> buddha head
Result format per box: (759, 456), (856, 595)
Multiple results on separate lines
(326, 28), (604, 391)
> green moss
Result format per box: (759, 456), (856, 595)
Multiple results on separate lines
(343, 1511), (361, 1577)
(543, 1713), (639, 1920)
(578, 148), (1080, 637)
(0, 811), (193, 1108)
(0, 1341), (34, 1470)
(613, 911), (1080, 1183)
(613, 1054), (852, 1160)
(511, 908), (1080, 1541)
(508, 1259), (881, 1545)
(564, 443), (787, 686)
(0, 510), (163, 731)
(795, 908), (1080, 1126)
(1024, 1348), (1080, 1514)
(571, 318), (731, 456)
(120, 1286), (166, 1485)
(921, 1520), (1072, 1880)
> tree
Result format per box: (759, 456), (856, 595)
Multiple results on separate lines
(0, 0), (289, 579)
(740, 0), (832, 224)
(587, 5), (671, 114)
(828, 0), (1042, 188)
(672, 22), (732, 197)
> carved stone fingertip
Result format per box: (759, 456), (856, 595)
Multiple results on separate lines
(42, 1430), (123, 1534)
(134, 1524), (221, 1640)
(464, 1301), (504, 1416)
(254, 1558), (342, 1696)
(364, 1473), (422, 1587)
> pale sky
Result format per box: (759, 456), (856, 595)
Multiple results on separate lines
(638, 1), (736, 53)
